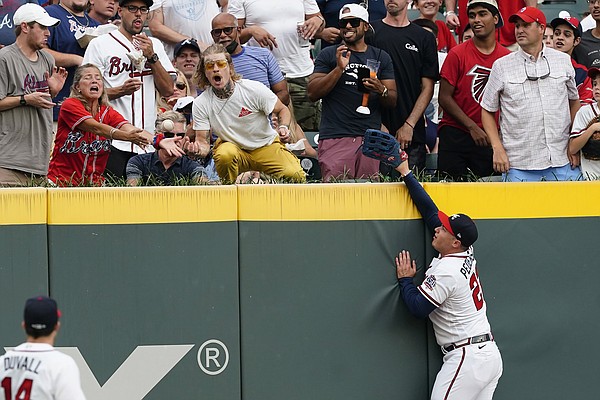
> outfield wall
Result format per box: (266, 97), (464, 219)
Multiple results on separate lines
(1, 183), (598, 400)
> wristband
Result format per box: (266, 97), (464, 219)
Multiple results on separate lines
(153, 133), (165, 150)
(279, 124), (289, 131)
(405, 121), (414, 129)
(109, 127), (117, 139)
(444, 10), (456, 17)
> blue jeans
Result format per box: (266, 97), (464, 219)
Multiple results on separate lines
(505, 164), (582, 182)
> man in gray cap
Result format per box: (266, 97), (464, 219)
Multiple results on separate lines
(0, 3), (67, 186)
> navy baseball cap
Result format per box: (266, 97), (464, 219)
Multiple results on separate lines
(438, 211), (478, 248)
(24, 296), (60, 332)
(173, 38), (201, 58)
(588, 67), (600, 80)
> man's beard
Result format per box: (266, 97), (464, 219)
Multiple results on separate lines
(71, 2), (88, 13)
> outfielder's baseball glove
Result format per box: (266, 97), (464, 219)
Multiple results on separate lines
(362, 129), (408, 168)
(583, 115), (600, 160)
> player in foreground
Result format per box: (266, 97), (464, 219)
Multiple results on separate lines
(0, 296), (86, 400)
(362, 129), (503, 399)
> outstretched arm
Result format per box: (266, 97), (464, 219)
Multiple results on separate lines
(395, 160), (441, 232)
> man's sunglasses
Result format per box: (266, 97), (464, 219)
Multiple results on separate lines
(164, 132), (186, 138)
(339, 18), (363, 28)
(210, 27), (236, 37)
(175, 82), (187, 90)
(204, 59), (228, 69)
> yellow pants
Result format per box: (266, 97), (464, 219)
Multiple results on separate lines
(213, 137), (306, 184)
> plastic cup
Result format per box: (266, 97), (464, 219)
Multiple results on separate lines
(366, 59), (381, 78)
(297, 22), (310, 48)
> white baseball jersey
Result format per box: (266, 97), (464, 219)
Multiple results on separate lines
(418, 248), (492, 346)
(0, 343), (86, 400)
(83, 30), (176, 153)
(149, 0), (221, 58)
(193, 79), (278, 150)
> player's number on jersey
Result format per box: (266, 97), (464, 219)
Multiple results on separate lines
(1, 377), (33, 400)
(469, 269), (484, 311)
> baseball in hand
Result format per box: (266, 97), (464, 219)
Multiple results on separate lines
(162, 119), (175, 132)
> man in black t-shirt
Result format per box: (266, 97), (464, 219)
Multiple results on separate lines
(308, 3), (396, 181)
(369, 0), (438, 173)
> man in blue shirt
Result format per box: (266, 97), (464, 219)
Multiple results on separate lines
(45, 0), (99, 121)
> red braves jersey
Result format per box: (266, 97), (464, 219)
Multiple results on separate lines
(0, 343), (86, 400)
(418, 249), (491, 346)
(83, 30), (175, 153)
(435, 20), (456, 53)
(439, 39), (510, 132)
(48, 98), (127, 186)
(456, 0), (525, 47)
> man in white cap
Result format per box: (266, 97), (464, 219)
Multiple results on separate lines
(308, 3), (397, 181)
(0, 3), (67, 186)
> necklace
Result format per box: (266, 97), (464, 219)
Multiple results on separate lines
(213, 81), (236, 115)
(212, 81), (235, 99)
(60, 4), (90, 28)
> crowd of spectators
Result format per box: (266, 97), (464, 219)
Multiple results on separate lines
(0, 0), (598, 186)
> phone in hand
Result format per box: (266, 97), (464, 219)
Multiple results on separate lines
(356, 67), (370, 93)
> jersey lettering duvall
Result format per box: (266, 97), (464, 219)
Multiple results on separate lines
(0, 343), (86, 400)
(418, 248), (491, 346)
(83, 30), (176, 154)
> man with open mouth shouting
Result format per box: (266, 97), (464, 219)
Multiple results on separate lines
(189, 44), (306, 184)
(83, 0), (176, 180)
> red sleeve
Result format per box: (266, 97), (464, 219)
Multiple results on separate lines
(436, 20), (457, 52)
(440, 46), (461, 88)
(579, 77), (595, 106)
(58, 98), (93, 131)
(99, 106), (129, 129)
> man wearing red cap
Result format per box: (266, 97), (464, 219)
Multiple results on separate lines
(393, 154), (503, 400)
(444, 0), (537, 50)
(0, 296), (86, 399)
(481, 7), (582, 182)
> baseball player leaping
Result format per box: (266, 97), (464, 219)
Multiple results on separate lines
(394, 153), (502, 399)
